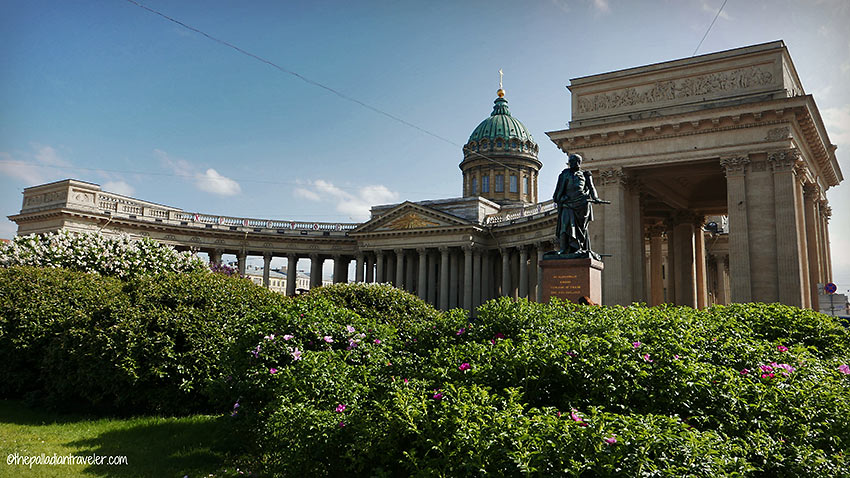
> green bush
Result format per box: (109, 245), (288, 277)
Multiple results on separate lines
(225, 291), (850, 477)
(0, 266), (288, 414)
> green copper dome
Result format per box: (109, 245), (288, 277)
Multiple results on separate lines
(467, 95), (536, 146)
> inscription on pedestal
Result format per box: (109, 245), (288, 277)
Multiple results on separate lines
(541, 258), (604, 305)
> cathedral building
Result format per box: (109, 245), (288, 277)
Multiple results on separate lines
(9, 41), (841, 310)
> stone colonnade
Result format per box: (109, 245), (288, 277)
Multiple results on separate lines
(204, 243), (556, 310)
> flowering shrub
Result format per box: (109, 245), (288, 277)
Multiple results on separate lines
(0, 230), (205, 278)
(221, 292), (850, 477)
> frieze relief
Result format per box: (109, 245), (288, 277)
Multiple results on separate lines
(577, 66), (775, 114)
(25, 190), (68, 207)
(766, 126), (791, 141)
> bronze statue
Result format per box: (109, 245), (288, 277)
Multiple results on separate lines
(551, 153), (608, 260)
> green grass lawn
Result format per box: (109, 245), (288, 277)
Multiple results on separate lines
(0, 400), (249, 478)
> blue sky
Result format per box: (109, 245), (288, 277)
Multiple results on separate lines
(1, 0), (849, 293)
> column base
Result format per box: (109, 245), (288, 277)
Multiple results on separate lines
(540, 258), (604, 305)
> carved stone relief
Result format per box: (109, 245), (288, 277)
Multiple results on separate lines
(577, 66), (775, 114)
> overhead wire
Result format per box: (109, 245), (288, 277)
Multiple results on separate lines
(693, 0), (729, 56)
(122, 0), (521, 172)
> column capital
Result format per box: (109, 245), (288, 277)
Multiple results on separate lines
(767, 148), (803, 173)
(394, 248), (404, 255)
(597, 167), (628, 186)
(309, 252), (319, 260)
(720, 155), (750, 177)
(517, 244), (528, 253)
(416, 247), (427, 255)
(803, 182), (821, 201)
(499, 246), (512, 254)
(439, 245), (450, 254)
(648, 224), (666, 237)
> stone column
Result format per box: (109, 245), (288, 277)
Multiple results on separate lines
(481, 251), (491, 303)
(671, 212), (696, 308)
(597, 168), (633, 305)
(210, 249), (223, 265)
(427, 251), (437, 306)
(286, 253), (298, 296)
(473, 248), (482, 309)
(450, 250), (459, 309)
(463, 245), (473, 310)
(366, 253), (375, 283)
(339, 256), (350, 284)
(648, 225), (665, 306)
(823, 205), (833, 281)
(440, 247), (450, 310)
(501, 247), (511, 298)
(262, 252), (272, 288)
(529, 245), (539, 302)
(309, 253), (322, 288)
(769, 150), (806, 307)
(237, 251), (247, 277)
(395, 249), (405, 290)
(332, 255), (342, 284)
(405, 252), (416, 293)
(694, 217), (708, 308)
(721, 156), (752, 303)
(518, 245), (529, 299)
(536, 244), (545, 302)
(375, 250), (385, 283)
(417, 248), (428, 300)
(355, 253), (365, 283)
(715, 254), (729, 305)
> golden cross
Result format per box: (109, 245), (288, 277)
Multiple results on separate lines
(499, 69), (503, 89)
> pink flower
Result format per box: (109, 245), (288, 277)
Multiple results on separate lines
(494, 333), (505, 339)
(643, 354), (653, 363)
(604, 436), (617, 445)
(374, 339), (382, 344)
(740, 368), (749, 375)
(456, 328), (466, 336)
(839, 364), (850, 375)
(323, 336), (334, 343)
(335, 404), (347, 413)
(759, 364), (773, 373)
(338, 422), (345, 427)
(570, 409), (588, 426)
(673, 355), (680, 360)
(403, 378), (409, 384)
(458, 362), (471, 371)
(283, 334), (294, 341)
(775, 363), (795, 375)
(761, 373), (774, 379)
(251, 344), (261, 358)
(264, 334), (275, 341)
(632, 341), (642, 348)
(291, 348), (302, 361)
(346, 325), (356, 334)
(777, 345), (788, 353)
(269, 367), (278, 374)
(433, 392), (443, 400)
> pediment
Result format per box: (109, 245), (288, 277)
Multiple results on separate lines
(350, 201), (471, 235)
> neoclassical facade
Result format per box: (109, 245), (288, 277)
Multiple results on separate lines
(9, 41), (841, 310)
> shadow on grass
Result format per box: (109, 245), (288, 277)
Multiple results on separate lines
(0, 400), (249, 477)
(66, 416), (244, 478)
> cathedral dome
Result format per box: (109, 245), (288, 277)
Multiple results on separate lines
(460, 89), (541, 206)
(465, 91), (538, 157)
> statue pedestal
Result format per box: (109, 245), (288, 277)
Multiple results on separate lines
(540, 258), (604, 305)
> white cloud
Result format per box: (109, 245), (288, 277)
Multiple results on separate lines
(0, 144), (71, 184)
(550, 0), (570, 13)
(293, 179), (400, 221)
(592, 0), (610, 13)
(196, 168), (242, 196)
(102, 180), (136, 197)
(156, 149), (242, 196)
(821, 104), (850, 147)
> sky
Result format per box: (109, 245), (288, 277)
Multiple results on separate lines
(1, 0), (849, 295)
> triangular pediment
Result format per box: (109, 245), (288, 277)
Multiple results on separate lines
(350, 201), (471, 235)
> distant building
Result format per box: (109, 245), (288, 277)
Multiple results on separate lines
(242, 265), (315, 293)
(8, 41), (841, 310)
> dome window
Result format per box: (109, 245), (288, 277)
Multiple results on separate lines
(496, 139), (503, 149)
